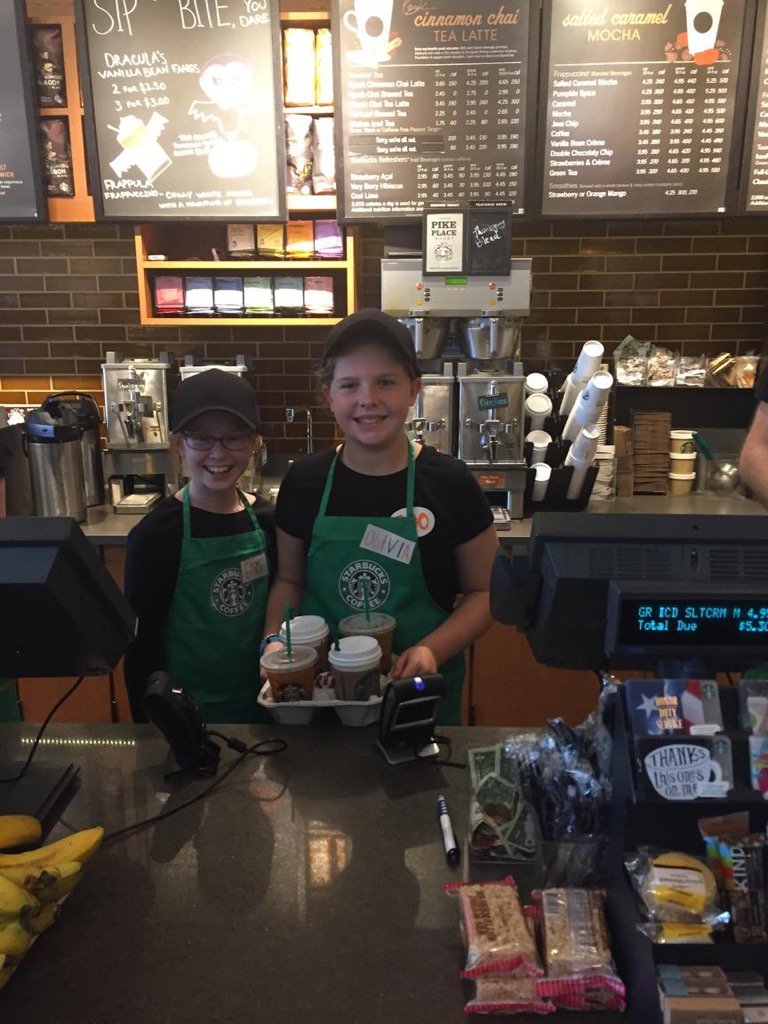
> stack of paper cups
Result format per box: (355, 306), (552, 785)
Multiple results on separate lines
(573, 339), (604, 383)
(525, 392), (553, 431)
(562, 370), (613, 442)
(570, 424), (601, 464)
(526, 429), (551, 465)
(565, 443), (593, 501)
(532, 462), (552, 502)
(559, 340), (604, 417)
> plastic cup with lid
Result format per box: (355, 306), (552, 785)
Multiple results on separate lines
(328, 635), (382, 701)
(532, 462), (552, 502)
(526, 429), (552, 466)
(525, 392), (552, 431)
(260, 645), (318, 702)
(339, 611), (396, 673)
(525, 372), (549, 396)
(280, 614), (330, 670)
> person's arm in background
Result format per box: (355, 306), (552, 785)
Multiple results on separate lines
(740, 401), (768, 509)
(123, 524), (177, 721)
(391, 524), (497, 678)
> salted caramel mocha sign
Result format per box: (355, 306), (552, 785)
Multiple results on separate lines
(77, 0), (286, 220)
(540, 0), (749, 215)
(334, 0), (534, 220)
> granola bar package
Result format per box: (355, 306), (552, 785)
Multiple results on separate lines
(534, 888), (625, 1012)
(446, 877), (543, 979)
(465, 976), (555, 1015)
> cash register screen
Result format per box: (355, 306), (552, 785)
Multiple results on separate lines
(618, 598), (768, 645)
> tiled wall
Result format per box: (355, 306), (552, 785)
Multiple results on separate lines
(1, 218), (766, 455)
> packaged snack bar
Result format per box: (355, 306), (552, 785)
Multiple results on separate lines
(465, 976), (555, 1015)
(446, 877), (543, 979)
(534, 888), (626, 1012)
(719, 835), (768, 944)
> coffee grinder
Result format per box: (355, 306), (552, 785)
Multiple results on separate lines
(381, 258), (532, 520)
(102, 353), (175, 514)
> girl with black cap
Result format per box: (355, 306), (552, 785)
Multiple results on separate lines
(261, 309), (497, 725)
(124, 369), (276, 723)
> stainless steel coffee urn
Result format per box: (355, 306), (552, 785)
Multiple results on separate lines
(23, 409), (87, 522)
(41, 392), (104, 507)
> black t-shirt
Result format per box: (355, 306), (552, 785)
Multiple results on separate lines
(123, 494), (276, 721)
(275, 445), (494, 611)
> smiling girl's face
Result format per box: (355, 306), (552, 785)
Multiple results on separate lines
(323, 342), (420, 454)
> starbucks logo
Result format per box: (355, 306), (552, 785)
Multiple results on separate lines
(210, 567), (253, 617)
(338, 559), (391, 611)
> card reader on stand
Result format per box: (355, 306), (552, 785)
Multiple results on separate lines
(378, 675), (447, 765)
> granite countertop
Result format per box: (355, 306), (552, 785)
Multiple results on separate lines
(0, 723), (625, 1024)
(81, 490), (765, 546)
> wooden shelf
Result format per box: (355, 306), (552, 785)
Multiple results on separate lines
(284, 105), (334, 116)
(141, 260), (349, 271)
(287, 194), (337, 212)
(140, 316), (344, 327)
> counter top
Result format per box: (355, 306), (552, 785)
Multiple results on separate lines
(81, 491), (765, 546)
(0, 723), (624, 1023)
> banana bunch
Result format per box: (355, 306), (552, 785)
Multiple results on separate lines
(0, 817), (104, 990)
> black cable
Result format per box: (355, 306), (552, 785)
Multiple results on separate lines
(103, 737), (287, 843)
(0, 674), (85, 784)
(726, 672), (735, 686)
(415, 734), (467, 769)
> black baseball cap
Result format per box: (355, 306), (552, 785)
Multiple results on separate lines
(171, 369), (260, 432)
(321, 309), (420, 377)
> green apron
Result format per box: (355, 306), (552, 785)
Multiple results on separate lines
(302, 441), (465, 725)
(166, 487), (270, 723)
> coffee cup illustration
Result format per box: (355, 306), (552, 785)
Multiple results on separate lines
(344, 0), (393, 62)
(685, 0), (724, 56)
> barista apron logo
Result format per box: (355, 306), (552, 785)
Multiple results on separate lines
(339, 559), (391, 611)
(210, 567), (254, 617)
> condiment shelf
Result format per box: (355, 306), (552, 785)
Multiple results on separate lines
(605, 686), (768, 1024)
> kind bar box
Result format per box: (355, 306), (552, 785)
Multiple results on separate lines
(662, 995), (744, 1023)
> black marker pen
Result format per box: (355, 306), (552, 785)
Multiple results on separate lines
(437, 794), (460, 866)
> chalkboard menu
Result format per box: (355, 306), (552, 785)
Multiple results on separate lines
(539, 0), (750, 216)
(741, 4), (768, 210)
(77, 0), (286, 220)
(0, 0), (47, 221)
(333, 0), (535, 221)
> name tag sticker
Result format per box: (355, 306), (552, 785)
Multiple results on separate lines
(359, 524), (415, 565)
(241, 553), (268, 582)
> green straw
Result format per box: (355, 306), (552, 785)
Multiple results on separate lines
(362, 578), (371, 624)
(285, 603), (293, 660)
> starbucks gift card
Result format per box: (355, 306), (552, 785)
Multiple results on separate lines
(625, 678), (723, 737)
(636, 735), (733, 801)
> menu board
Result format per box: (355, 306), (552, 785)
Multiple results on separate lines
(77, 0), (286, 220)
(540, 0), (749, 216)
(0, 0), (46, 221)
(741, 5), (768, 210)
(333, 0), (534, 221)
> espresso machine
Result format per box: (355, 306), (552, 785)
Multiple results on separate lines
(102, 353), (175, 514)
(381, 257), (532, 520)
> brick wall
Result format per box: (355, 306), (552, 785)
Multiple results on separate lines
(1, 217), (766, 455)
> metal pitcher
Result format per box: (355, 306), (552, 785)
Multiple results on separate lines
(398, 317), (449, 360)
(460, 317), (521, 361)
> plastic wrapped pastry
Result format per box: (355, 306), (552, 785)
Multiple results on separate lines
(312, 116), (336, 194)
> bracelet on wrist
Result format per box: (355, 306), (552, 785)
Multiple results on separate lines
(259, 634), (284, 658)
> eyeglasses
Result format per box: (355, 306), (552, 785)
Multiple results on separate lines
(181, 432), (254, 452)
